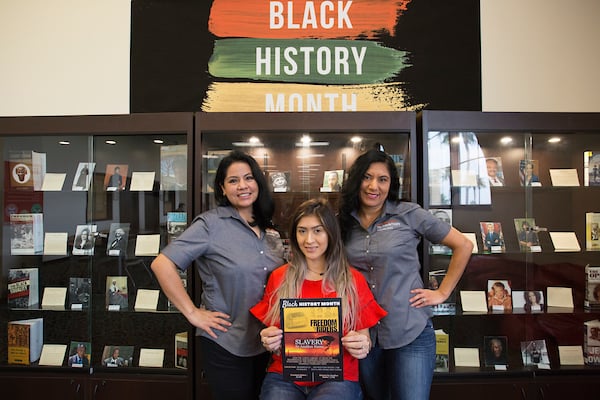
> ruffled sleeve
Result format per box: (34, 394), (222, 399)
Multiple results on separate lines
(351, 267), (387, 330)
(250, 264), (288, 326)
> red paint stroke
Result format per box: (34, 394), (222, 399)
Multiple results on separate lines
(209, 0), (411, 39)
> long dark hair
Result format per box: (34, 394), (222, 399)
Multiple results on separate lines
(213, 150), (274, 230)
(264, 198), (359, 331)
(339, 149), (400, 241)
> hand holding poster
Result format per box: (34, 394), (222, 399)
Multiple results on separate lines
(281, 298), (343, 382)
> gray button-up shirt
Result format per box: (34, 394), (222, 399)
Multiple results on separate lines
(345, 201), (450, 349)
(162, 206), (285, 357)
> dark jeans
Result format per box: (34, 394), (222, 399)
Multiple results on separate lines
(359, 319), (436, 400)
(199, 336), (270, 400)
(260, 372), (363, 400)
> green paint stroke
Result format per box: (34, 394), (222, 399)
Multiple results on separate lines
(208, 38), (408, 85)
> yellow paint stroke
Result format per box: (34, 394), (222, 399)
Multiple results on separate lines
(202, 82), (425, 112)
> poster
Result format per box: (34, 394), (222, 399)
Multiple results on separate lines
(130, 1), (481, 113)
(280, 297), (343, 382)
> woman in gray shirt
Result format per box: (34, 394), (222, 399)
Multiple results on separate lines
(152, 151), (285, 400)
(339, 149), (472, 400)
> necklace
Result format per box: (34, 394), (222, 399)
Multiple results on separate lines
(307, 267), (325, 276)
(247, 220), (258, 227)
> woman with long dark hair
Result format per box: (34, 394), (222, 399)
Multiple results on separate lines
(152, 150), (285, 400)
(339, 149), (473, 400)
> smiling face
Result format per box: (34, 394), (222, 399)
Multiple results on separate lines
(486, 159), (499, 178)
(296, 215), (328, 265)
(359, 162), (391, 211)
(221, 161), (258, 216)
(528, 291), (538, 304)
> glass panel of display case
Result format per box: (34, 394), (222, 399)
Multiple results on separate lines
(0, 114), (193, 379)
(428, 131), (492, 206)
(420, 111), (600, 375)
(196, 112), (416, 237)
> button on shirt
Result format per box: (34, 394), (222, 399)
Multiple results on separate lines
(161, 206), (285, 357)
(344, 201), (450, 349)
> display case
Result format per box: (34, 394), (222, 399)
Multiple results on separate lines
(420, 111), (600, 397)
(195, 112), (417, 234)
(0, 113), (194, 399)
(190, 111), (412, 399)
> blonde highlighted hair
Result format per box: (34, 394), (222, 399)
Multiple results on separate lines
(264, 198), (359, 331)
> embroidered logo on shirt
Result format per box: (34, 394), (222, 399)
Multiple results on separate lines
(376, 221), (402, 231)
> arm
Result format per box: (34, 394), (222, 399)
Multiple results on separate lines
(151, 254), (231, 338)
(411, 227), (473, 307)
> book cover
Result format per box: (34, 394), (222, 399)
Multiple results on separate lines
(106, 276), (128, 310)
(585, 212), (600, 250)
(67, 341), (91, 367)
(102, 345), (134, 367)
(584, 265), (600, 309)
(69, 277), (91, 310)
(270, 171), (291, 192)
(280, 298), (343, 382)
(7, 317), (44, 365)
(175, 331), (188, 369)
(10, 213), (44, 255)
(513, 218), (541, 252)
(167, 212), (187, 243)
(72, 224), (97, 256)
(103, 164), (128, 191)
(521, 339), (550, 367)
(8, 150), (46, 191)
(480, 221), (505, 253)
(160, 144), (187, 191)
(71, 162), (96, 191)
(428, 269), (456, 315)
(7, 267), (39, 308)
(584, 319), (600, 366)
(487, 280), (512, 312)
(484, 336), (508, 366)
(583, 151), (600, 186)
(320, 170), (343, 192)
(434, 329), (449, 372)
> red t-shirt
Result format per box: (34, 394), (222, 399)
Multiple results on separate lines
(250, 264), (387, 383)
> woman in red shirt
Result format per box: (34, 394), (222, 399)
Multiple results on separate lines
(251, 198), (386, 399)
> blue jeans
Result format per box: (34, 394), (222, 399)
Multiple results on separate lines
(359, 320), (436, 400)
(260, 372), (363, 400)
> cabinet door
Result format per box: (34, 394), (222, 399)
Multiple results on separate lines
(0, 373), (86, 400)
(431, 379), (533, 400)
(420, 111), (600, 376)
(533, 373), (600, 400)
(0, 114), (193, 387)
(90, 375), (189, 399)
(196, 112), (416, 233)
